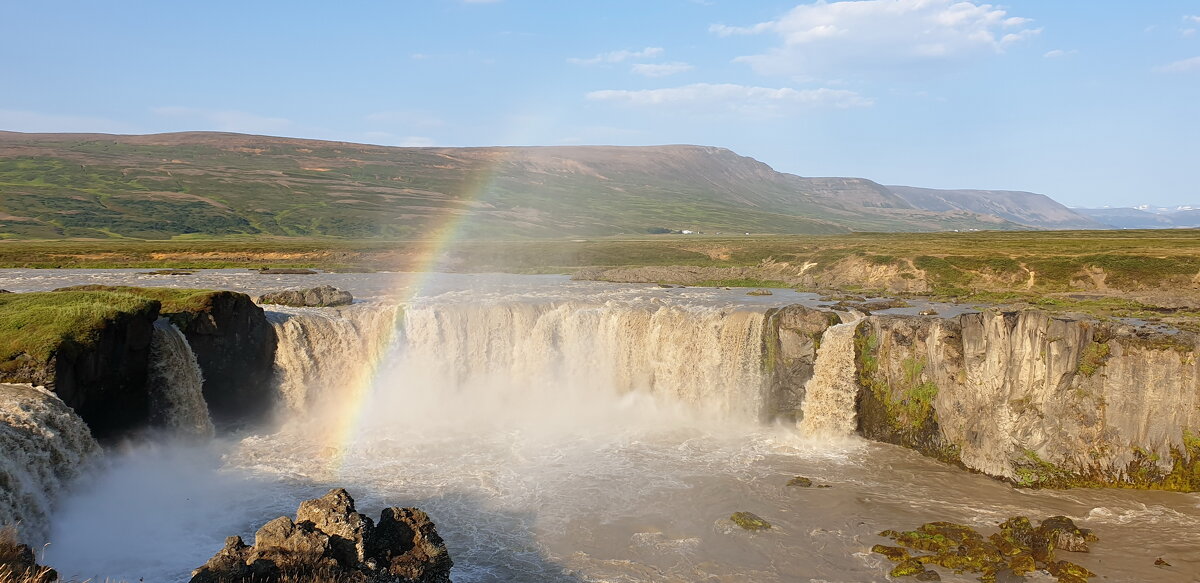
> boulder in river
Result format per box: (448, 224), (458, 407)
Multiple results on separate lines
(190, 488), (452, 583)
(257, 285), (354, 307)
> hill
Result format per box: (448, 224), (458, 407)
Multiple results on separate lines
(0, 131), (1083, 240)
(885, 185), (1105, 230)
(1076, 207), (1200, 229)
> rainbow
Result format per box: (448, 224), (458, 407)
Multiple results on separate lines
(314, 151), (508, 477)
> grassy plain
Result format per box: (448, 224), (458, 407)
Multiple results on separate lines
(0, 228), (1196, 283)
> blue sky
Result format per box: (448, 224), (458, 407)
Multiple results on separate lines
(1, 1), (1197, 207)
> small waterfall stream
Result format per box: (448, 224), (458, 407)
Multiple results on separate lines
(148, 318), (214, 439)
(798, 315), (864, 438)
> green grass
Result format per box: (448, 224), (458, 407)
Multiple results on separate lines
(52, 285), (221, 314)
(0, 291), (157, 364)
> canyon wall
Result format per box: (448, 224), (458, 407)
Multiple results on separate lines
(768, 307), (1200, 490)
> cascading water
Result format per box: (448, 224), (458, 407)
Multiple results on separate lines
(798, 315), (864, 438)
(0, 384), (98, 545)
(148, 318), (214, 439)
(267, 304), (401, 419)
(394, 301), (769, 423)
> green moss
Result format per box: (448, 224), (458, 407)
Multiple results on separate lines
(730, 511), (771, 531)
(0, 291), (159, 364)
(1014, 449), (1085, 488)
(1077, 341), (1111, 376)
(877, 517), (1100, 583)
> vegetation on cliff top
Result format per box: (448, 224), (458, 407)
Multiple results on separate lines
(52, 285), (223, 314)
(0, 291), (158, 365)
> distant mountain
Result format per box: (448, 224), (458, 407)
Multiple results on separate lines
(885, 185), (1106, 230)
(0, 130), (1086, 239)
(1076, 207), (1200, 229)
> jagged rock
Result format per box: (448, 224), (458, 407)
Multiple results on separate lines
(746, 289), (773, 296)
(1038, 516), (1096, 552)
(296, 488), (372, 565)
(191, 488), (452, 583)
(786, 476), (813, 487)
(876, 516), (1101, 582)
(143, 269), (196, 275)
(257, 286), (354, 307)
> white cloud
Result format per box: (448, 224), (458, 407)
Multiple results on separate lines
(1155, 56), (1200, 73)
(631, 62), (694, 77)
(711, 0), (1038, 77)
(586, 83), (872, 116)
(1043, 49), (1077, 59)
(1185, 15), (1200, 24)
(152, 106), (293, 134)
(0, 109), (135, 134)
(569, 47), (664, 65)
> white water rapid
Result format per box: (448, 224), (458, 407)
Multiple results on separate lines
(0, 384), (98, 545)
(798, 315), (864, 438)
(396, 301), (768, 423)
(267, 304), (401, 418)
(148, 318), (214, 439)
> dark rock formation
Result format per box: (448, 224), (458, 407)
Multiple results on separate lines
(0, 526), (56, 583)
(50, 303), (158, 438)
(190, 488), (452, 583)
(168, 291), (277, 426)
(257, 286), (354, 308)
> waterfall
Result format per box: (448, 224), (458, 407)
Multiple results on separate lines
(148, 318), (214, 439)
(798, 316), (864, 438)
(267, 304), (402, 416)
(395, 300), (769, 422)
(0, 384), (99, 545)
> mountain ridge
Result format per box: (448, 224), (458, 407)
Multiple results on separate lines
(0, 130), (1097, 239)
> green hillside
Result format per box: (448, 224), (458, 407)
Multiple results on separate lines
(0, 131), (1034, 240)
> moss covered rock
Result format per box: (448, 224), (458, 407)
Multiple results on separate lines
(730, 512), (771, 531)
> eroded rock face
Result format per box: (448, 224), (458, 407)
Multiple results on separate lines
(852, 309), (1200, 490)
(257, 286), (354, 308)
(170, 291), (277, 427)
(190, 488), (452, 583)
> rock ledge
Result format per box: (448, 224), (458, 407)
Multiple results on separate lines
(190, 488), (452, 583)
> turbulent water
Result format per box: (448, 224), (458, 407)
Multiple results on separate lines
(0, 384), (98, 544)
(148, 318), (215, 439)
(267, 304), (401, 418)
(0, 271), (1193, 582)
